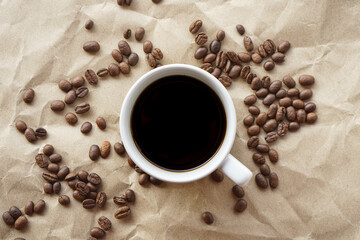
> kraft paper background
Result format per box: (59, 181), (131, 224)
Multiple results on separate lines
(1, 0), (360, 239)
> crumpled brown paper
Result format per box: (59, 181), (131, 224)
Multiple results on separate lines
(1, 0), (360, 239)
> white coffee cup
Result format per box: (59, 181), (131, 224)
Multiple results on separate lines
(120, 64), (252, 185)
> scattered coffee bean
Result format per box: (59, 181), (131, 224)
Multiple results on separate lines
(58, 195), (70, 206)
(211, 67), (221, 78)
(255, 173), (268, 189)
(200, 63), (214, 73)
(202, 52), (215, 63)
(82, 199), (96, 209)
(210, 40), (221, 54)
(277, 122), (289, 137)
(85, 69), (98, 85)
(304, 102), (316, 113)
(118, 40), (131, 56)
(256, 88), (269, 99)
(306, 112), (318, 124)
(15, 120), (27, 133)
(24, 128), (37, 142)
(210, 169), (224, 182)
(96, 191), (107, 208)
(299, 74), (315, 86)
(50, 100), (65, 112)
(123, 29), (131, 39)
(240, 65), (250, 79)
(65, 172), (77, 181)
(87, 145), (100, 161)
(119, 62), (131, 74)
(142, 40), (154, 54)
(35, 153), (49, 168)
(244, 94), (257, 106)
(234, 199), (247, 213)
(113, 194), (127, 205)
(271, 52), (285, 63)
(287, 87), (299, 98)
(247, 125), (260, 136)
(189, 20), (202, 34)
(282, 75), (296, 88)
(149, 176), (163, 185)
(90, 227), (106, 238)
(236, 24), (245, 35)
(258, 44), (267, 58)
(238, 52), (251, 62)
(246, 72), (255, 84)
(251, 52), (262, 64)
(107, 63), (120, 76)
(73, 190), (86, 202)
(98, 216), (112, 231)
(152, 48), (163, 60)
(53, 181), (61, 194)
(83, 41), (100, 53)
(269, 80), (282, 93)
(256, 144), (270, 153)
(264, 39), (276, 55)
(64, 90), (77, 104)
(292, 99), (304, 109)
(97, 68), (108, 77)
(249, 77), (261, 91)
(135, 27), (145, 41)
(111, 49), (123, 63)
(269, 172), (279, 188)
(128, 157), (136, 168)
(87, 191), (98, 200)
(113, 142), (125, 156)
(80, 121), (92, 134)
(228, 65), (241, 79)
(268, 149), (279, 163)
(76, 86), (89, 98)
(262, 76), (271, 89)
(57, 166), (69, 181)
(260, 163), (271, 176)
(2, 211), (15, 225)
(299, 88), (313, 100)
(216, 30), (225, 41)
(114, 206), (131, 219)
(267, 104), (278, 119)
(135, 166), (144, 174)
(88, 173), (102, 185)
(25, 201), (34, 216)
(253, 153), (266, 166)
(263, 60), (275, 71)
(9, 206), (22, 220)
(248, 106), (260, 115)
(201, 211), (214, 225)
(243, 36), (254, 52)
(85, 19), (94, 30)
(58, 79), (72, 92)
(288, 121), (300, 132)
(247, 136), (259, 148)
(93, 117), (106, 131)
(265, 132), (278, 143)
(49, 153), (62, 163)
(297, 109), (306, 123)
(243, 114), (254, 127)
(278, 41), (291, 53)
(42, 144), (54, 156)
(275, 106), (286, 122)
(125, 189), (135, 202)
(23, 88), (35, 104)
(76, 171), (88, 183)
(76, 181), (90, 196)
(255, 112), (268, 126)
(34, 199), (46, 214)
(128, 52), (139, 66)
(35, 127), (47, 137)
(75, 103), (90, 114)
(42, 172), (58, 183)
(195, 32), (208, 45)
(14, 216), (28, 230)
(286, 106), (296, 121)
(138, 173), (149, 185)
(276, 88), (287, 99)
(279, 97), (292, 107)
(48, 163), (59, 173)
(263, 93), (276, 106)
(100, 141), (111, 158)
(71, 76), (85, 88)
(146, 53), (157, 68)
(232, 185), (245, 198)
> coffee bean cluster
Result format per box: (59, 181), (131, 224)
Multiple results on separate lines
(113, 189), (135, 219)
(127, 157), (163, 186)
(143, 40), (164, 68)
(15, 119), (47, 143)
(88, 216), (112, 239)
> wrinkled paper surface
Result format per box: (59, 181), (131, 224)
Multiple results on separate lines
(1, 0), (360, 239)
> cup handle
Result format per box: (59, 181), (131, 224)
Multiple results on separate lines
(220, 154), (253, 185)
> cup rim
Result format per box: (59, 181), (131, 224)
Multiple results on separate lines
(120, 64), (236, 183)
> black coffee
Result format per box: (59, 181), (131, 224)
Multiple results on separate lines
(131, 75), (226, 171)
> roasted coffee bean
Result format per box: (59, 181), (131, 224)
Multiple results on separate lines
(152, 48), (163, 60)
(202, 211), (214, 225)
(100, 141), (111, 158)
(247, 125), (260, 136)
(250, 77), (262, 90)
(232, 185), (245, 198)
(282, 75), (296, 88)
(269, 172), (279, 188)
(76, 181), (90, 196)
(135, 27), (145, 41)
(256, 144), (270, 153)
(69, 181), (78, 191)
(243, 36), (254, 52)
(277, 122), (289, 137)
(49, 153), (62, 163)
(24, 128), (37, 142)
(238, 52), (251, 63)
(263, 119), (277, 133)
(58, 195), (70, 206)
(88, 173), (102, 185)
(113, 194), (127, 205)
(210, 169), (224, 182)
(223, 61), (232, 73)
(225, 51), (239, 65)
(260, 163), (271, 176)
(114, 206), (131, 219)
(248, 106), (260, 115)
(271, 52), (285, 63)
(32, 127), (45, 137)
(256, 112), (268, 126)
(42, 172), (58, 183)
(112, 142), (125, 156)
(80, 121), (92, 134)
(253, 153), (265, 165)
(195, 32), (208, 45)
(251, 52), (262, 64)
(77, 170), (88, 182)
(247, 136), (259, 148)
(125, 189), (135, 202)
(82, 199), (96, 209)
(93, 117), (106, 131)
(16, 120), (27, 133)
(263, 94), (276, 106)
(50, 100), (65, 112)
(83, 41), (100, 53)
(258, 44), (267, 58)
(203, 53), (216, 63)
(53, 182), (61, 194)
(216, 30), (225, 41)
(263, 60), (275, 71)
(246, 72), (255, 84)
(23, 88), (35, 103)
(279, 97), (292, 107)
(209, 40), (221, 54)
(234, 199), (247, 213)
(267, 104), (277, 119)
(119, 62), (130, 74)
(276, 88), (287, 99)
(262, 76), (271, 89)
(211, 67), (221, 78)
(85, 19), (94, 30)
(75, 103), (90, 114)
(71, 76), (85, 88)
(244, 94), (257, 106)
(287, 88), (299, 98)
(59, 79), (72, 92)
(256, 88), (268, 99)
(128, 53), (139, 66)
(297, 109), (306, 123)
(2, 211), (14, 225)
(275, 107), (286, 122)
(65, 172), (77, 181)
(289, 121), (300, 132)
(215, 51), (227, 68)
(149, 176), (163, 185)
(306, 112), (318, 124)
(268, 149), (279, 163)
(278, 41), (291, 53)
(269, 80), (282, 93)
(111, 49), (123, 63)
(96, 191), (107, 208)
(9, 206), (22, 220)
(86, 191), (97, 200)
(48, 163), (59, 173)
(243, 114), (254, 127)
(35, 154), (49, 168)
(263, 39), (276, 55)
(76, 86), (88, 98)
(24, 201), (34, 216)
(299, 74), (315, 86)
(286, 106), (296, 121)
(73, 190), (85, 202)
(118, 40), (131, 56)
(87, 144), (100, 161)
(90, 227), (106, 239)
(195, 46), (208, 60)
(236, 24), (245, 35)
(228, 65), (241, 79)
(98, 216), (112, 231)
(123, 28), (131, 39)
(127, 158), (135, 169)
(265, 132), (278, 143)
(189, 20), (202, 34)
(240, 65), (250, 79)
(34, 199), (46, 214)
(143, 40), (153, 54)
(108, 63), (120, 76)
(218, 75), (231, 88)
(255, 173), (268, 189)
(138, 173), (149, 185)
(200, 63), (214, 73)
(64, 90), (77, 104)
(146, 53), (157, 68)
(299, 89), (313, 100)
(292, 99), (304, 109)
(135, 166), (145, 174)
(57, 166), (70, 180)
(43, 144), (54, 156)
(304, 102), (316, 113)
(14, 216), (28, 230)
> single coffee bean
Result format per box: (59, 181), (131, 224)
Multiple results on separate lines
(278, 41), (291, 53)
(243, 36), (254, 51)
(258, 44), (267, 58)
(70, 76), (85, 88)
(287, 88), (299, 98)
(244, 94), (257, 106)
(240, 65), (250, 79)
(43, 144), (54, 156)
(216, 30), (225, 41)
(73, 190), (86, 202)
(218, 75), (232, 88)
(228, 65), (241, 79)
(128, 52), (139, 66)
(90, 227), (106, 239)
(82, 199), (96, 209)
(243, 114), (254, 127)
(189, 20), (202, 34)
(114, 206), (131, 219)
(25, 201), (34, 216)
(68, 179), (78, 189)
(195, 32), (208, 45)
(210, 40), (221, 54)
(223, 59), (231, 72)
(210, 169), (224, 182)
(299, 89), (313, 100)
(279, 97), (292, 107)
(271, 52), (285, 63)
(263, 39), (276, 55)
(234, 199), (247, 213)
(57, 166), (70, 180)
(14, 216), (28, 230)
(114, 142), (125, 155)
(75, 86), (88, 98)
(42, 172), (58, 183)
(251, 52), (262, 64)
(87, 191), (98, 200)
(299, 74), (315, 86)
(232, 185), (245, 198)
(248, 106), (260, 115)
(15, 120), (27, 133)
(260, 163), (271, 176)
(262, 76), (271, 89)
(200, 63), (214, 73)
(107, 63), (120, 76)
(247, 136), (259, 148)
(247, 125), (260, 136)
(35, 153), (49, 168)
(306, 112), (318, 124)
(152, 48), (163, 60)
(195, 46), (207, 60)
(269, 80), (282, 93)
(24, 128), (37, 142)
(265, 132), (278, 143)
(65, 172), (77, 181)
(64, 90), (77, 104)
(113, 194), (127, 205)
(88, 173), (102, 185)
(253, 153), (265, 165)
(282, 75), (296, 88)
(89, 145), (100, 160)
(34, 199), (46, 214)
(256, 88), (269, 99)
(97, 68), (108, 77)
(263, 93), (276, 106)
(304, 102), (316, 113)
(140, 40), (153, 54)
(297, 109), (306, 123)
(277, 122), (289, 137)
(119, 62), (131, 74)
(53, 182), (61, 194)
(77, 170), (89, 182)
(255, 112), (268, 126)
(111, 49), (123, 63)
(85, 69), (98, 85)
(149, 176), (163, 185)
(48, 163), (59, 173)
(201, 211), (214, 225)
(23, 88), (35, 103)
(256, 144), (270, 153)
(236, 24), (245, 35)
(275, 106), (286, 122)
(255, 173), (268, 189)
(35, 127), (47, 137)
(123, 28), (131, 39)
(76, 181), (90, 196)
(215, 51), (227, 68)
(268, 149), (279, 163)
(118, 40), (131, 56)
(267, 104), (278, 119)
(263, 60), (275, 71)
(96, 191), (107, 208)
(100, 141), (111, 158)
(135, 166), (144, 174)
(58, 195), (70, 206)
(269, 172), (279, 188)
(98, 216), (112, 231)
(94, 117), (106, 130)
(125, 189), (136, 202)
(9, 206), (22, 220)
(289, 121), (300, 132)
(58, 79), (72, 92)
(293, 99), (304, 109)
(49, 153), (62, 163)
(286, 106), (296, 121)
(2, 211), (15, 225)
(83, 41), (100, 53)
(50, 100), (65, 112)
(75, 103), (90, 114)
(135, 27), (145, 41)
(138, 173), (149, 185)
(128, 157), (136, 168)
(246, 72), (255, 84)
(276, 88), (287, 99)
(238, 52), (251, 62)
(211, 67), (222, 78)
(250, 77), (262, 90)
(146, 53), (157, 68)
(85, 19), (94, 30)
(203, 53), (216, 63)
